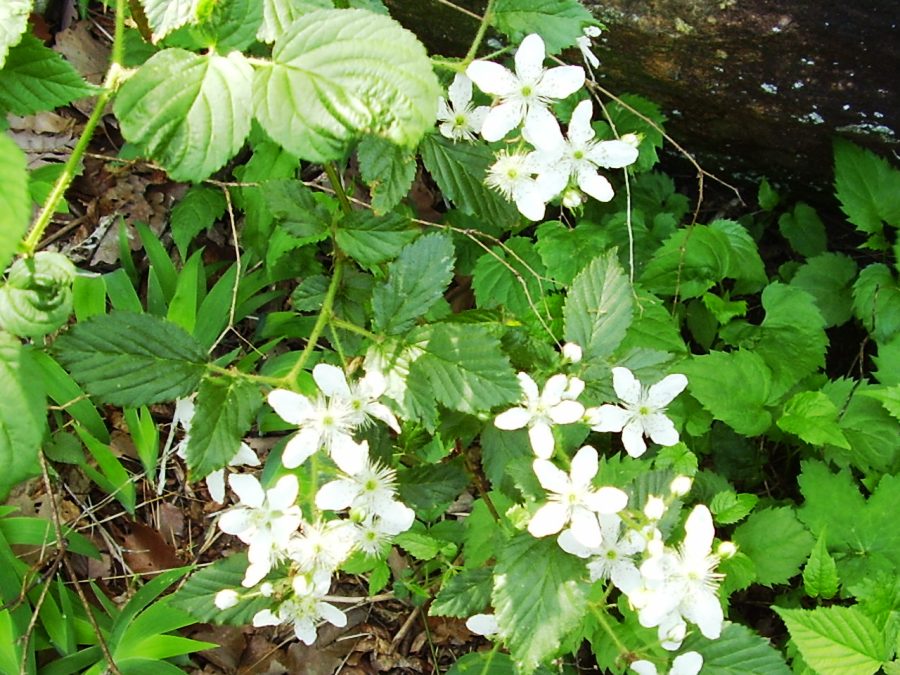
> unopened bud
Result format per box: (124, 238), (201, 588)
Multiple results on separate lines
(644, 496), (666, 521)
(260, 582), (274, 597)
(669, 475), (693, 497)
(215, 589), (240, 610)
(562, 342), (583, 363)
(717, 541), (737, 558)
(562, 188), (585, 208)
(620, 132), (641, 148)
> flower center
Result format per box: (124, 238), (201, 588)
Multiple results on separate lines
(638, 405), (651, 416)
(454, 114), (466, 126)
(521, 84), (533, 97)
(573, 149), (585, 160)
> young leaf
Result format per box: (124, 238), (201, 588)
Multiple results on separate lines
(804, 534), (839, 599)
(54, 311), (208, 406)
(115, 49), (253, 181)
(775, 606), (887, 675)
(195, 0), (263, 53)
(682, 622), (791, 674)
(257, 0), (331, 43)
(834, 139), (900, 246)
(564, 250), (633, 361)
(335, 211), (418, 267)
(472, 237), (554, 318)
(852, 263), (900, 343)
(357, 136), (417, 214)
(492, 0), (594, 53)
(0, 335), (45, 500)
(790, 253), (858, 327)
(777, 390), (850, 449)
(431, 568), (493, 618)
(709, 219), (767, 293)
(0, 34), (95, 116)
(733, 507), (814, 586)
(184, 375), (262, 480)
(493, 533), (587, 672)
(778, 202), (828, 258)
(170, 185), (226, 259)
(535, 220), (609, 285)
(0, 0), (30, 69)
(253, 9), (440, 162)
(709, 491), (758, 525)
(0, 134), (29, 273)
(372, 233), (455, 335)
(140, 0), (201, 42)
(640, 225), (733, 298)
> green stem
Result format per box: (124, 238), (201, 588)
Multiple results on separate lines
(22, 0), (128, 255)
(330, 317), (379, 341)
(323, 162), (353, 215)
(463, 0), (497, 66)
(206, 364), (283, 387)
(589, 602), (631, 658)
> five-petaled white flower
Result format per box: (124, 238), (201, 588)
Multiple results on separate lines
(218, 474), (303, 587)
(252, 572), (347, 645)
(315, 364), (401, 433)
(630, 652), (703, 675)
(287, 518), (357, 574)
(558, 513), (644, 593)
(528, 99), (640, 204)
(586, 367), (688, 457)
(528, 445), (628, 547)
(467, 33), (584, 142)
(495, 372), (586, 458)
(437, 73), (490, 142)
(485, 149), (556, 221)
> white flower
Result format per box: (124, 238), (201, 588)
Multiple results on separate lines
(631, 652), (703, 675)
(466, 613), (499, 636)
(528, 99), (639, 204)
(218, 474), (303, 587)
(485, 149), (554, 221)
(252, 572), (347, 645)
(466, 33), (584, 142)
(437, 73), (490, 142)
(559, 514), (644, 593)
(214, 589), (240, 610)
(528, 445), (628, 547)
(315, 364), (401, 433)
(586, 367), (688, 457)
(576, 25), (602, 69)
(495, 372), (585, 458)
(287, 518), (358, 574)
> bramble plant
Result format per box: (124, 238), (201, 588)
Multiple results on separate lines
(1, 0), (899, 674)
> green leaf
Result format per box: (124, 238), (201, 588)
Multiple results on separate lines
(492, 0), (594, 53)
(257, 0), (332, 43)
(473, 237), (554, 318)
(493, 534), (587, 672)
(709, 491), (758, 525)
(837, 383), (900, 475)
(683, 350), (772, 435)
(859, 385), (900, 423)
(357, 136), (416, 214)
(758, 177), (780, 211)
(605, 94), (666, 173)
(420, 134), (520, 228)
(834, 139), (900, 246)
(733, 507), (813, 586)
(775, 605), (887, 675)
(682, 621), (791, 674)
(170, 185), (226, 259)
(0, 34), (95, 116)
(708, 219), (767, 292)
(253, 9), (439, 162)
(446, 653), (518, 675)
(183, 375), (262, 480)
(535, 220), (609, 285)
(0, 251), (76, 338)
(54, 311), (208, 406)
(397, 459), (468, 522)
(790, 253), (858, 327)
(0, 335), (45, 500)
(372, 233), (455, 335)
(394, 530), (442, 560)
(431, 568), (493, 618)
(140, 0), (201, 42)
(640, 225), (733, 298)
(171, 554), (271, 624)
(196, 0), (263, 52)
(115, 49), (253, 181)
(853, 263), (900, 343)
(564, 250), (633, 360)
(803, 534), (839, 599)
(778, 390), (850, 449)
(778, 202), (828, 257)
(335, 211), (418, 267)
(0, 135), (29, 274)
(0, 0), (31, 69)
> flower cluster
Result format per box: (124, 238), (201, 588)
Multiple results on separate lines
(212, 363), (414, 645)
(436, 33), (640, 220)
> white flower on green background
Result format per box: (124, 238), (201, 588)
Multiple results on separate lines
(558, 513), (644, 593)
(586, 367), (688, 457)
(437, 73), (490, 142)
(466, 33), (584, 142)
(251, 571), (347, 645)
(485, 149), (554, 221)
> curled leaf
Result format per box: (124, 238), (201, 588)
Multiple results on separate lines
(0, 252), (76, 338)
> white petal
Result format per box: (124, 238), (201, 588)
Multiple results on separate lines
(671, 652), (704, 675)
(621, 420), (648, 457)
(549, 400), (585, 424)
(533, 458), (570, 494)
(570, 445), (599, 484)
(522, 105), (563, 148)
(466, 613), (499, 636)
(377, 500), (416, 534)
(523, 111), (564, 152)
(282, 429), (318, 469)
(588, 404), (630, 432)
(218, 508), (252, 537)
(528, 502), (568, 537)
(495, 406), (531, 430)
(557, 528), (596, 557)
(570, 507), (602, 548)
(294, 619), (317, 645)
(644, 413), (679, 447)
(681, 590), (723, 639)
(229, 474), (264, 507)
(267, 475), (300, 510)
(313, 363), (351, 398)
(610, 563), (642, 594)
(318, 601), (348, 628)
(466, 60), (518, 96)
(252, 609), (280, 627)
(174, 398), (196, 430)
(331, 436), (368, 475)
(563, 376), (585, 400)
(517, 372), (540, 401)
(542, 373), (569, 403)
(594, 486), (629, 514)
(242, 561), (271, 588)
(515, 33), (546, 81)
(481, 101), (525, 141)
(647, 374), (688, 408)
(536, 64), (585, 99)
(267, 389), (313, 425)
(368, 401), (401, 433)
(577, 168), (615, 202)
(360, 369), (387, 398)
(230, 442), (260, 467)
(528, 421), (555, 459)
(589, 140), (640, 168)
(683, 505), (714, 555)
(568, 100), (596, 144)
(437, 97), (453, 122)
(611, 367), (641, 404)
(469, 106), (490, 133)
(514, 189), (547, 221)
(316, 479), (357, 511)
(629, 660), (657, 675)
(448, 73), (474, 107)
(206, 469), (226, 503)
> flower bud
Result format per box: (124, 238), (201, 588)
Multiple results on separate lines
(562, 188), (585, 208)
(717, 541), (737, 558)
(669, 475), (693, 497)
(643, 496), (666, 521)
(260, 582), (274, 597)
(214, 589), (240, 610)
(561, 342), (583, 363)
(620, 132), (642, 148)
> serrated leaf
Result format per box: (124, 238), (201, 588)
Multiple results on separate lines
(0, 135), (29, 273)
(472, 237), (553, 318)
(397, 459), (468, 522)
(196, 0), (263, 52)
(183, 375), (261, 480)
(682, 621), (791, 674)
(431, 568), (493, 618)
(709, 219), (767, 292)
(357, 136), (416, 214)
(253, 9), (439, 162)
(0, 251), (76, 338)
(115, 49), (252, 182)
(0, 334), (45, 500)
(257, 0), (332, 43)
(0, 0), (30, 69)
(335, 211), (418, 267)
(564, 250), (632, 360)
(492, 0), (594, 53)
(372, 233), (455, 335)
(54, 311), (208, 406)
(852, 263), (900, 343)
(778, 390), (850, 449)
(790, 253), (858, 327)
(140, 0), (201, 42)
(170, 185), (226, 259)
(804, 534), (839, 599)
(394, 531), (442, 560)
(709, 491), (758, 525)
(171, 554), (271, 624)
(733, 507), (813, 586)
(640, 225), (733, 298)
(262, 178), (331, 239)
(778, 201), (828, 258)
(535, 220), (609, 285)
(0, 33), (95, 115)
(493, 534), (587, 672)
(859, 385), (900, 422)
(420, 134), (519, 228)
(834, 139), (900, 245)
(776, 606), (886, 675)
(837, 383), (900, 475)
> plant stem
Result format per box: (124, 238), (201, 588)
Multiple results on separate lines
(463, 0), (497, 66)
(206, 364), (284, 387)
(589, 602), (630, 658)
(323, 162), (353, 215)
(330, 317), (380, 341)
(22, 0), (128, 256)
